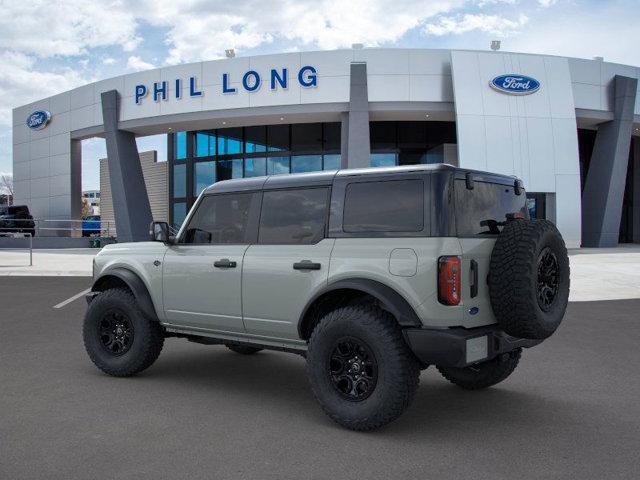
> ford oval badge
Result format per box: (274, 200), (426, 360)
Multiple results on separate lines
(26, 110), (51, 130)
(490, 74), (540, 95)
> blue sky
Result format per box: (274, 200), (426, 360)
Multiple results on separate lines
(1, 0), (638, 191)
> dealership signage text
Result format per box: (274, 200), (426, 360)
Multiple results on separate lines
(135, 66), (318, 105)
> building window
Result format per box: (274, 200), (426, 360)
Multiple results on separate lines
(172, 202), (187, 230)
(323, 154), (341, 170)
(168, 122), (340, 220)
(174, 131), (187, 160)
(194, 161), (216, 196)
(195, 131), (216, 157)
(173, 163), (186, 198)
(245, 126), (267, 153)
(245, 157), (267, 177)
(217, 159), (243, 181)
(291, 155), (322, 173)
(370, 153), (397, 168)
(267, 156), (290, 175)
(218, 127), (243, 155)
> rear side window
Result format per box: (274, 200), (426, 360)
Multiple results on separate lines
(455, 180), (528, 236)
(259, 188), (329, 244)
(343, 180), (424, 233)
(182, 193), (253, 244)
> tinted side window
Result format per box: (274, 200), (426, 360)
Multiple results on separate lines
(259, 188), (329, 244)
(343, 180), (424, 233)
(455, 180), (528, 236)
(182, 193), (253, 244)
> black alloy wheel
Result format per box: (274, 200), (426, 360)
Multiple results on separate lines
(328, 337), (378, 401)
(98, 310), (134, 356)
(537, 247), (559, 311)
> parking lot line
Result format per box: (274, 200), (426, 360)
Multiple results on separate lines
(53, 288), (91, 309)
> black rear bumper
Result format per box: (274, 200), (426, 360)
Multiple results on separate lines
(403, 325), (542, 368)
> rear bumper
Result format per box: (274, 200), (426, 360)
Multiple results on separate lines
(403, 325), (542, 368)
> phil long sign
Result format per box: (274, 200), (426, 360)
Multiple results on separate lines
(135, 66), (318, 105)
(490, 74), (540, 95)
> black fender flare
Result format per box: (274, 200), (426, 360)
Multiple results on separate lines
(92, 268), (159, 321)
(298, 278), (422, 337)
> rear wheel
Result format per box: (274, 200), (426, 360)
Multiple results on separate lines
(307, 304), (420, 431)
(83, 288), (164, 376)
(226, 344), (263, 355)
(437, 349), (521, 390)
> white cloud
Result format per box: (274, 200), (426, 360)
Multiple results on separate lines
(538, 0), (558, 7)
(102, 57), (116, 65)
(424, 13), (528, 36)
(0, 51), (87, 125)
(126, 56), (156, 72)
(0, 0), (141, 57)
(134, 0), (465, 64)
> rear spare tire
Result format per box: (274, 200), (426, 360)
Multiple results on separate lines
(488, 219), (569, 340)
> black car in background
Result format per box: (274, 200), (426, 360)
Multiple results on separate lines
(0, 205), (36, 237)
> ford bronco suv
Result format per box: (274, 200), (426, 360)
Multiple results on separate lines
(83, 164), (569, 431)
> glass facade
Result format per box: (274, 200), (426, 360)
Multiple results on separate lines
(168, 121), (457, 228)
(168, 123), (341, 226)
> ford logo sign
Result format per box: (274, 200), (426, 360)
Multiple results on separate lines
(26, 110), (51, 130)
(490, 74), (540, 95)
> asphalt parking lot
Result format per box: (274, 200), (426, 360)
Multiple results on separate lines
(1, 277), (639, 479)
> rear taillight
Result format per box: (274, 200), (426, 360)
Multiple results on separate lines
(438, 256), (461, 306)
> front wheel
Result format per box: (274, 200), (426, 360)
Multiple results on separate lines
(83, 288), (164, 377)
(437, 349), (522, 390)
(306, 305), (420, 431)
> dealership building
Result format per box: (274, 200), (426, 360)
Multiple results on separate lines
(11, 48), (640, 248)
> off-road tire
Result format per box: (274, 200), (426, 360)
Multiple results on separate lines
(83, 288), (164, 377)
(489, 219), (570, 340)
(437, 348), (522, 390)
(307, 305), (420, 431)
(226, 344), (263, 355)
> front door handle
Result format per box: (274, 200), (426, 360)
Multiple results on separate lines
(214, 258), (237, 269)
(293, 260), (321, 271)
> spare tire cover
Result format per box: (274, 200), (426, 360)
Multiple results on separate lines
(488, 219), (570, 340)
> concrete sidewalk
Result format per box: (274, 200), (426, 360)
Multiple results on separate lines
(0, 245), (639, 301)
(0, 248), (96, 276)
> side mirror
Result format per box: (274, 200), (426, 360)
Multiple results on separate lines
(150, 221), (170, 243)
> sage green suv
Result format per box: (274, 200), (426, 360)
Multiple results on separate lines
(83, 164), (570, 431)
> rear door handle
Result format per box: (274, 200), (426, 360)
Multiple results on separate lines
(470, 259), (478, 298)
(214, 258), (237, 269)
(293, 260), (321, 271)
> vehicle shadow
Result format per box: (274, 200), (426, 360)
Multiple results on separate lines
(117, 345), (600, 438)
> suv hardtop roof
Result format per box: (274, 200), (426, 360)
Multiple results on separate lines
(202, 163), (520, 195)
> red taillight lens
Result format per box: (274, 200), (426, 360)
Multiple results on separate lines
(438, 256), (461, 306)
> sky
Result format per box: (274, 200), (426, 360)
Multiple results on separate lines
(0, 0), (639, 191)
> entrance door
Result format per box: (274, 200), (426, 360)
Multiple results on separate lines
(163, 192), (258, 333)
(242, 187), (333, 340)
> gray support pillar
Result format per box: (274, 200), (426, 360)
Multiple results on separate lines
(582, 75), (638, 247)
(340, 112), (349, 168)
(101, 90), (153, 242)
(633, 139), (640, 243)
(346, 63), (370, 169)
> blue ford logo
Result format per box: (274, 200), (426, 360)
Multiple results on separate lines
(26, 110), (51, 130)
(490, 74), (540, 95)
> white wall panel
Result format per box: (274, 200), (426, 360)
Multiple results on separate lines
(49, 154), (71, 177)
(301, 75), (349, 104)
(29, 157), (50, 179)
(354, 48), (410, 75)
(49, 92), (71, 115)
(455, 114), (487, 170)
(30, 137), (50, 160)
(69, 84), (94, 110)
(368, 75), (410, 102)
(452, 50), (581, 246)
(409, 75), (453, 102)
(70, 104), (97, 130)
(409, 50), (451, 75)
(13, 123), (29, 144)
(50, 133), (70, 156)
(301, 49), (353, 77)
